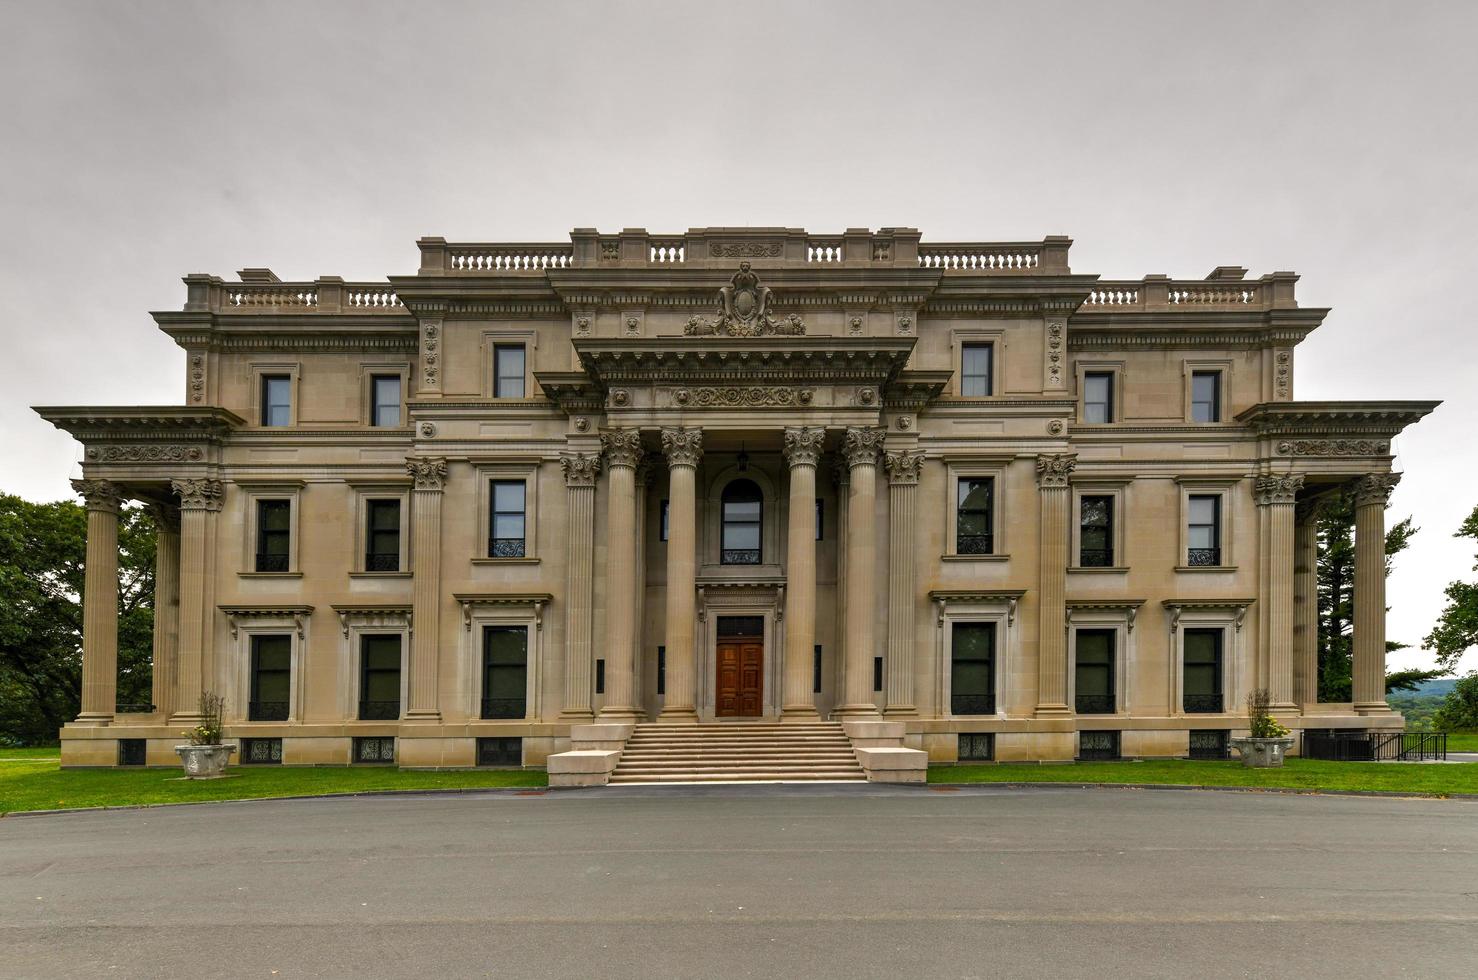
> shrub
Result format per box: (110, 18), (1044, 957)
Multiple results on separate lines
(182, 692), (225, 745)
(1245, 688), (1290, 738)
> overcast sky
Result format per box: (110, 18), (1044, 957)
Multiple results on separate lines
(1, 0), (1473, 674)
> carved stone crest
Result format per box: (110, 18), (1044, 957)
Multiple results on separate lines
(685, 262), (806, 338)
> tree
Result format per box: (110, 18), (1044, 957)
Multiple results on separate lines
(0, 494), (155, 745)
(1432, 674), (1478, 732)
(1423, 504), (1478, 675)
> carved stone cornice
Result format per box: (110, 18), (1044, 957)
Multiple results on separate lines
(883, 449), (925, 485)
(842, 426), (885, 469)
(1035, 453), (1077, 489)
(783, 427), (825, 468)
(71, 479), (123, 513)
(661, 427), (703, 468)
(601, 428), (644, 469)
(405, 456), (448, 491)
(171, 478), (224, 512)
(1351, 472), (1401, 507)
(1254, 473), (1304, 506)
(1236, 401), (1440, 438)
(559, 452), (601, 488)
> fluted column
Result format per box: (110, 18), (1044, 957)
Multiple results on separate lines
(1293, 497), (1325, 706)
(1035, 455), (1076, 717)
(1353, 473), (1400, 714)
(782, 427), (824, 719)
(599, 430), (643, 719)
(1256, 474), (1303, 710)
(149, 503), (181, 718)
(170, 477), (223, 723)
(405, 457), (447, 721)
(559, 451), (601, 719)
(883, 449), (924, 717)
(836, 426), (885, 717)
(72, 480), (123, 725)
(832, 461), (850, 700)
(659, 427), (702, 722)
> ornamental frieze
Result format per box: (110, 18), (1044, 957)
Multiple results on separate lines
(86, 445), (204, 463)
(708, 242), (782, 258)
(1275, 438), (1389, 457)
(673, 386), (815, 408)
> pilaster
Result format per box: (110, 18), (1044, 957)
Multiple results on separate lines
(72, 480), (123, 726)
(835, 426), (885, 717)
(658, 427), (702, 722)
(781, 427), (824, 719)
(170, 477), (223, 723)
(1352, 473), (1400, 714)
(882, 448), (924, 717)
(599, 429), (643, 720)
(1293, 496), (1325, 706)
(1035, 454), (1075, 717)
(1256, 473), (1303, 711)
(559, 451), (601, 720)
(405, 457), (447, 722)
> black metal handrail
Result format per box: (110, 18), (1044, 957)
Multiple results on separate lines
(255, 553), (290, 572)
(115, 702), (156, 714)
(1078, 548), (1113, 568)
(481, 697), (526, 719)
(1075, 694), (1116, 714)
(1187, 547), (1222, 567)
(365, 552), (400, 572)
(358, 700), (400, 721)
(248, 700), (289, 721)
(951, 693), (996, 715)
(957, 533), (994, 555)
(488, 538), (526, 559)
(1183, 693), (1223, 714)
(1304, 730), (1447, 761)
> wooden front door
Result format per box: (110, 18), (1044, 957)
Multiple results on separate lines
(716, 639), (764, 717)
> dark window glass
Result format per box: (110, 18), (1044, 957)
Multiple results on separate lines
(261, 375), (291, 427)
(1075, 629), (1116, 714)
(956, 478), (994, 555)
(118, 739), (146, 766)
(959, 733), (995, 761)
(371, 375), (401, 427)
(1078, 731), (1120, 760)
(1188, 495), (1221, 566)
(721, 479), (763, 565)
(951, 622), (996, 715)
(1083, 371), (1114, 423)
(659, 499), (669, 541)
(1188, 730), (1229, 759)
(815, 498), (824, 541)
(595, 658), (605, 695)
(241, 738), (282, 764)
(813, 644), (822, 694)
(365, 499), (400, 571)
(489, 481), (526, 558)
(353, 737), (396, 763)
(476, 737), (522, 767)
(1183, 628), (1224, 713)
(481, 627), (527, 719)
(961, 343), (993, 396)
(249, 635), (291, 721)
(1191, 371), (1221, 423)
(873, 656), (883, 693)
(494, 344), (525, 398)
(1079, 495), (1114, 567)
(255, 499), (291, 572)
(657, 646), (666, 696)
(359, 634), (401, 720)
(716, 616), (764, 638)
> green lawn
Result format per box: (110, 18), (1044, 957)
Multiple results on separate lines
(1446, 731), (1478, 752)
(929, 758), (1478, 796)
(1, 755), (546, 815)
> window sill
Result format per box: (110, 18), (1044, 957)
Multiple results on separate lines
(1068, 566), (1129, 575)
(941, 554), (1010, 563)
(238, 571), (303, 579)
(470, 557), (541, 566)
(348, 571), (412, 579)
(1174, 565), (1239, 573)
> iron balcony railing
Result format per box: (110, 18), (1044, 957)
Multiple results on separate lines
(480, 698), (526, 720)
(951, 693), (996, 715)
(1075, 694), (1116, 715)
(1303, 731), (1447, 761)
(358, 700), (400, 721)
(721, 549), (762, 565)
(488, 538), (526, 559)
(1183, 693), (1224, 714)
(1186, 547), (1222, 567)
(957, 533), (994, 555)
(1078, 548), (1114, 568)
(365, 552), (400, 572)
(255, 553), (290, 572)
(248, 700), (289, 721)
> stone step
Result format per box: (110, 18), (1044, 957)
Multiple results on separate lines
(623, 740), (852, 750)
(616, 762), (863, 775)
(610, 722), (864, 784)
(610, 772), (867, 783)
(617, 758), (859, 769)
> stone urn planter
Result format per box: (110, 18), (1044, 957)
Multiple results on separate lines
(175, 743), (236, 778)
(1229, 736), (1294, 769)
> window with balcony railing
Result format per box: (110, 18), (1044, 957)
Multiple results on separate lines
(255, 499), (291, 572)
(365, 499), (400, 572)
(956, 478), (994, 555)
(951, 622), (996, 715)
(721, 479), (763, 565)
(249, 634), (290, 721)
(359, 634), (401, 721)
(1183, 628), (1224, 713)
(481, 626), (527, 719)
(1074, 629), (1116, 714)
(488, 481), (526, 559)
(1079, 495), (1114, 567)
(1187, 495), (1222, 566)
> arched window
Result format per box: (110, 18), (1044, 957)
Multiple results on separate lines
(721, 479), (763, 565)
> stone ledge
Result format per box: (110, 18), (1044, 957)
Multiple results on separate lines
(547, 749), (621, 787)
(854, 746), (928, 783)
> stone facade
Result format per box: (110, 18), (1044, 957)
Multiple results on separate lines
(37, 228), (1438, 768)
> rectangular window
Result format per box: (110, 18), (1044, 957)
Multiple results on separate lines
(118, 739), (146, 767)
(813, 644), (822, 695)
(261, 375), (291, 427)
(1074, 629), (1116, 714)
(358, 634), (401, 720)
(1183, 628), (1224, 713)
(595, 658), (606, 696)
(248, 635), (291, 721)
(1187, 495), (1222, 566)
(1191, 371), (1221, 423)
(956, 478), (994, 555)
(494, 344), (525, 398)
(1188, 730), (1229, 759)
(481, 626), (528, 719)
(255, 499), (291, 572)
(241, 737), (283, 764)
(1083, 371), (1115, 423)
(959, 733), (995, 762)
(1079, 495), (1114, 567)
(365, 499), (401, 572)
(657, 646), (666, 696)
(1078, 731), (1120, 761)
(951, 622), (996, 715)
(961, 343), (993, 396)
(476, 737), (522, 767)
(873, 656), (884, 693)
(488, 481), (526, 558)
(659, 499), (669, 541)
(815, 498), (824, 541)
(353, 737), (396, 763)
(370, 375), (401, 427)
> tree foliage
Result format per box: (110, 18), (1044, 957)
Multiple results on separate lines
(1422, 504), (1478, 674)
(0, 494), (155, 745)
(1432, 673), (1478, 732)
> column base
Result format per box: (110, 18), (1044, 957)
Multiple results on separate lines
(70, 713), (114, 727)
(655, 706), (699, 724)
(781, 705), (821, 722)
(883, 705), (919, 718)
(598, 706), (644, 722)
(832, 703), (881, 718)
(1034, 703), (1073, 718)
(402, 709), (443, 723)
(559, 708), (596, 723)
(1354, 701), (1394, 715)
(168, 712), (202, 727)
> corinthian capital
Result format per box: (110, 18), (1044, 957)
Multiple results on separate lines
(170, 478), (224, 512)
(883, 449), (925, 485)
(1034, 453), (1077, 489)
(72, 479), (123, 513)
(601, 428), (644, 469)
(842, 426), (885, 469)
(1351, 472), (1401, 506)
(405, 456), (448, 491)
(660, 427), (703, 467)
(1254, 473), (1305, 506)
(559, 452), (601, 488)
(783, 427), (825, 468)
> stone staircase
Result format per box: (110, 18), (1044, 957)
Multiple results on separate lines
(608, 721), (867, 784)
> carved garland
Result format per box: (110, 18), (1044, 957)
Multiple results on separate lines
(86, 445), (204, 463)
(709, 242), (782, 257)
(1275, 439), (1389, 457)
(675, 386), (815, 407)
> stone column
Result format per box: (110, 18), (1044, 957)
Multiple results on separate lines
(170, 477), (223, 723)
(1293, 497), (1325, 706)
(782, 427), (824, 719)
(599, 429), (643, 719)
(149, 503), (181, 718)
(1256, 474), (1303, 710)
(72, 480), (123, 725)
(658, 427), (703, 722)
(835, 426), (885, 717)
(1035, 454), (1076, 717)
(405, 457), (447, 722)
(633, 456), (652, 708)
(883, 449), (925, 717)
(559, 451), (601, 720)
(832, 461), (849, 700)
(1353, 473), (1400, 714)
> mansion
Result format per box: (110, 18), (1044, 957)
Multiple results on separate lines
(39, 227), (1436, 779)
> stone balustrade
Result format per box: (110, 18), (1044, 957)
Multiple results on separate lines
(1082, 271), (1300, 311)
